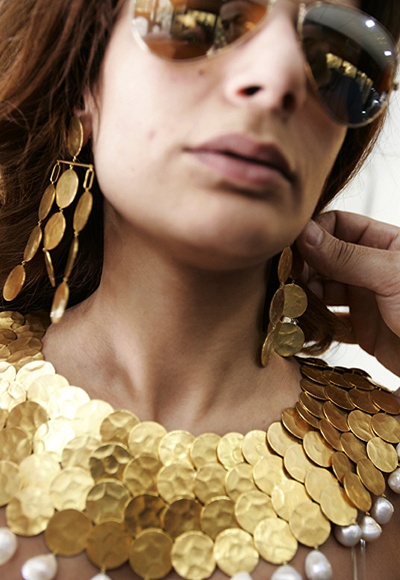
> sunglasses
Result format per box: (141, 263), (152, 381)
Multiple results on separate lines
(130, 0), (398, 127)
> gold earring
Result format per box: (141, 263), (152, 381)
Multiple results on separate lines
(261, 247), (308, 366)
(2, 117), (95, 324)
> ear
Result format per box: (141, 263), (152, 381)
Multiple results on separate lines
(73, 91), (96, 146)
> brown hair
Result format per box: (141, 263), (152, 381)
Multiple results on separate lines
(0, 0), (399, 351)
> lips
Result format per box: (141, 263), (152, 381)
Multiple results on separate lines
(186, 134), (295, 189)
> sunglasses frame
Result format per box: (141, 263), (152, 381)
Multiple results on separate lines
(130, 0), (399, 127)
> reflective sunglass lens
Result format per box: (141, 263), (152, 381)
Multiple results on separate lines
(302, 4), (397, 126)
(131, 0), (267, 60)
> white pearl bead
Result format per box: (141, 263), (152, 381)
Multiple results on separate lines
(230, 574), (254, 580)
(334, 523), (362, 547)
(305, 550), (332, 580)
(90, 575), (112, 580)
(0, 528), (18, 565)
(271, 564), (303, 579)
(371, 497), (394, 525)
(360, 516), (382, 542)
(388, 468), (400, 494)
(396, 442), (400, 460)
(21, 553), (57, 580)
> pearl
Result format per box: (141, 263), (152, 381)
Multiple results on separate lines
(0, 527), (18, 565)
(360, 516), (382, 542)
(388, 468), (400, 494)
(305, 550), (332, 580)
(371, 497), (394, 525)
(334, 523), (362, 547)
(230, 574), (254, 580)
(90, 575), (112, 580)
(271, 564), (303, 579)
(21, 553), (57, 580)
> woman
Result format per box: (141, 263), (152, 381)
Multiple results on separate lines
(0, 0), (400, 578)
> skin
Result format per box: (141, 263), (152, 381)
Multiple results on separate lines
(2, 0), (400, 578)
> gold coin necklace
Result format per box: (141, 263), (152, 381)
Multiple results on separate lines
(0, 311), (400, 580)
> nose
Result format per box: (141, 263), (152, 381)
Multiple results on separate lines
(222, 8), (308, 118)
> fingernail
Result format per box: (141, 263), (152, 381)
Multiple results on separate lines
(305, 220), (324, 246)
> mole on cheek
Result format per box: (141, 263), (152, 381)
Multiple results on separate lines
(198, 68), (205, 76)
(147, 129), (156, 141)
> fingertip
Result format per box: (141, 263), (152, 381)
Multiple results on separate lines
(302, 220), (324, 247)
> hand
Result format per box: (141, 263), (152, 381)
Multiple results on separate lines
(296, 211), (400, 376)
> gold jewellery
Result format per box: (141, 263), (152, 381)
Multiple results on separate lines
(2, 118), (94, 324)
(261, 247), (308, 366)
(0, 311), (400, 579)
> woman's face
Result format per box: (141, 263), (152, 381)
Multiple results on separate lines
(85, 0), (353, 269)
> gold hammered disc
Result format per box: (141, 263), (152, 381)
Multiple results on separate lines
(323, 401), (349, 432)
(171, 531), (216, 580)
(201, 497), (237, 539)
(343, 472), (372, 512)
(348, 410), (374, 442)
(300, 365), (330, 386)
(303, 431), (334, 467)
(67, 116), (84, 157)
(261, 328), (276, 367)
(6, 486), (55, 535)
(86, 521), (132, 569)
(33, 417), (75, 461)
(0, 460), (21, 505)
(89, 443), (131, 482)
(235, 490), (276, 534)
(366, 436), (399, 472)
(284, 443), (314, 482)
(23, 225), (43, 263)
(19, 453), (60, 489)
(295, 402), (320, 429)
(49, 467), (95, 511)
(348, 389), (379, 414)
(130, 529), (173, 579)
(6, 400), (48, 438)
(158, 430), (195, 466)
(282, 407), (312, 440)
(217, 432), (244, 468)
(18, 359), (55, 388)
(194, 463), (227, 504)
(123, 454), (161, 496)
(73, 399), (114, 437)
(61, 435), (101, 469)
(340, 432), (367, 463)
(124, 493), (166, 536)
(253, 455), (286, 495)
(320, 484), (357, 526)
(304, 467), (337, 503)
(254, 517), (298, 565)
(45, 509), (92, 556)
(128, 421), (167, 457)
(289, 502), (330, 547)
(267, 421), (298, 457)
(38, 183), (56, 221)
(0, 427), (32, 463)
(241, 430), (271, 465)
(357, 458), (386, 496)
(331, 452), (354, 483)
(371, 413), (400, 443)
(214, 528), (259, 576)
(278, 247), (293, 284)
(190, 433), (221, 468)
(3, 265), (26, 302)
(43, 250), (56, 287)
(319, 419), (343, 451)
(56, 168), (79, 209)
(85, 479), (131, 524)
(274, 322), (305, 357)
(282, 284), (308, 318)
(73, 190), (93, 232)
(162, 498), (202, 538)
(371, 389), (400, 415)
(100, 410), (140, 445)
(344, 373), (375, 391)
(271, 479), (312, 521)
(157, 463), (195, 503)
(269, 287), (284, 325)
(325, 384), (354, 411)
(225, 463), (257, 501)
(43, 212), (66, 251)
(300, 378), (328, 401)
(299, 392), (325, 419)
